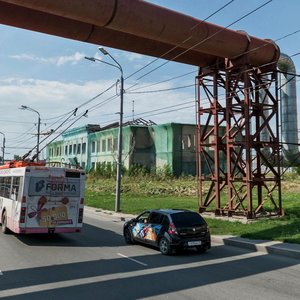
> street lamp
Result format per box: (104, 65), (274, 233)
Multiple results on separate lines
(0, 131), (5, 164)
(85, 47), (124, 212)
(19, 105), (41, 161)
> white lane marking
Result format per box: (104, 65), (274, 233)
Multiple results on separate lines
(117, 253), (148, 266)
(0, 251), (265, 298)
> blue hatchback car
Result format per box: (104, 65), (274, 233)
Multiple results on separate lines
(123, 209), (211, 255)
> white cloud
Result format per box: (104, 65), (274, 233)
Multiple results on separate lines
(10, 53), (49, 63)
(56, 52), (85, 66)
(9, 52), (85, 67)
(0, 76), (195, 159)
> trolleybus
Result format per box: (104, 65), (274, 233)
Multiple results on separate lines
(0, 161), (85, 234)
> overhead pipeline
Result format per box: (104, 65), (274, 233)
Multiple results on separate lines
(277, 53), (300, 165)
(0, 0), (280, 67)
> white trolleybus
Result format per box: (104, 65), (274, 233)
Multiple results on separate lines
(0, 161), (85, 234)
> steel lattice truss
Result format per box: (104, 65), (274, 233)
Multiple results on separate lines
(196, 61), (282, 219)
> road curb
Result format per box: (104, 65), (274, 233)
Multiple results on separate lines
(211, 235), (300, 260)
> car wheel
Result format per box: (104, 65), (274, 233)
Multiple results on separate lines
(159, 237), (171, 255)
(124, 228), (134, 244)
(196, 246), (207, 253)
(1, 211), (9, 234)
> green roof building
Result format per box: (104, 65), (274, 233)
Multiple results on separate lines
(46, 120), (224, 176)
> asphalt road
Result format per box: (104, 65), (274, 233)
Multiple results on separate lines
(0, 208), (299, 300)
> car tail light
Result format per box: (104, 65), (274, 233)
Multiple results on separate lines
(168, 223), (178, 235)
(78, 208), (84, 223)
(20, 207), (26, 223)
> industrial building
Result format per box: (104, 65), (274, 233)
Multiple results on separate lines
(46, 121), (223, 176)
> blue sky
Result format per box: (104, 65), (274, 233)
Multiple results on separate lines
(0, 0), (300, 160)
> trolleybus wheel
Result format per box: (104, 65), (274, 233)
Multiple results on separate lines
(1, 211), (9, 234)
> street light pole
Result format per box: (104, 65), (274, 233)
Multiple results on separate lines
(116, 71), (124, 212)
(85, 48), (124, 212)
(19, 105), (41, 162)
(0, 131), (5, 164)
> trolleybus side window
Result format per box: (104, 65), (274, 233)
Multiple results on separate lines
(0, 177), (4, 197)
(11, 176), (22, 201)
(0, 176), (12, 198)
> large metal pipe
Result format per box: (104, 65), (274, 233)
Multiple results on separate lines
(0, 1), (218, 67)
(277, 53), (300, 165)
(0, 0), (280, 67)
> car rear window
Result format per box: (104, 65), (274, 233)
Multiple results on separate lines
(171, 212), (206, 227)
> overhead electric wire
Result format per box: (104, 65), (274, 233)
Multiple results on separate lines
(126, 83), (195, 94)
(7, 127), (37, 149)
(125, 0), (235, 81)
(39, 0), (234, 125)
(126, 27), (300, 102)
(125, 0), (273, 91)
(22, 108), (78, 160)
(0, 119), (35, 124)
(40, 81), (116, 125)
(128, 69), (197, 92)
(39, 80), (117, 135)
(35, 110), (89, 160)
(7, 124), (36, 142)
(80, 0), (273, 121)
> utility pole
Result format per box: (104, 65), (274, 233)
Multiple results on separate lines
(19, 105), (41, 161)
(0, 131), (5, 164)
(85, 47), (124, 212)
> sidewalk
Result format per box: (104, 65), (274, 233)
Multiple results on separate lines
(86, 207), (300, 260)
(211, 235), (300, 260)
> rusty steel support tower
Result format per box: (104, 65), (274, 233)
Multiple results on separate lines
(197, 59), (282, 219)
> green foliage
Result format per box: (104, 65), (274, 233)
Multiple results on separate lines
(128, 164), (149, 177)
(91, 161), (117, 178)
(155, 164), (173, 178)
(294, 167), (300, 176)
(91, 163), (174, 180)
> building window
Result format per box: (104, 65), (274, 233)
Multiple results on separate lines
(82, 143), (86, 154)
(77, 144), (81, 154)
(107, 138), (112, 151)
(102, 139), (106, 152)
(65, 146), (68, 155)
(73, 144), (77, 154)
(97, 141), (101, 153)
(69, 145), (72, 155)
(92, 141), (96, 153)
(113, 138), (118, 151)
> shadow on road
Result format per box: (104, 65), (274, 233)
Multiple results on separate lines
(1, 216), (299, 299)
(15, 223), (124, 247)
(1, 242), (299, 299)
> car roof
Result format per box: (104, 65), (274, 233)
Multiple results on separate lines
(147, 209), (192, 215)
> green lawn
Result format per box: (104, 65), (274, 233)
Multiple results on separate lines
(85, 176), (300, 244)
